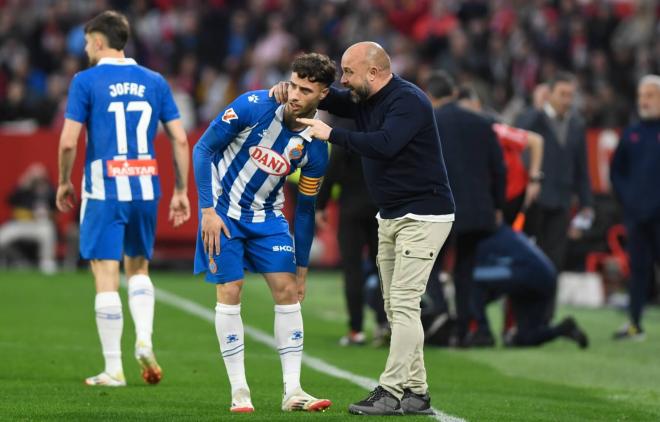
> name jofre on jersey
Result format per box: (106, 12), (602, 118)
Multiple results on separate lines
(109, 82), (146, 98)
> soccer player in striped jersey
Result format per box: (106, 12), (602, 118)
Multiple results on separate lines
(192, 53), (334, 413)
(56, 11), (191, 387)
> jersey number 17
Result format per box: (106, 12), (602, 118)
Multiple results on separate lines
(108, 101), (153, 155)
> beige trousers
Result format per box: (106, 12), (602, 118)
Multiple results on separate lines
(376, 218), (452, 399)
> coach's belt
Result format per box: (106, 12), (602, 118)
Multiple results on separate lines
(107, 159), (159, 177)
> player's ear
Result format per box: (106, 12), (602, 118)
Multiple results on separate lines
(319, 87), (329, 101)
(93, 33), (106, 51)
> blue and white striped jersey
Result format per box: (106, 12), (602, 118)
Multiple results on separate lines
(65, 57), (180, 202)
(193, 90), (329, 222)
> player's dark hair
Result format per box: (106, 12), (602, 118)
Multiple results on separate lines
(457, 85), (480, 102)
(291, 53), (336, 87)
(548, 71), (576, 90)
(84, 11), (130, 51)
(426, 70), (456, 99)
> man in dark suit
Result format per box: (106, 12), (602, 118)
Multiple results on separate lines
(315, 142), (389, 347)
(515, 73), (594, 273)
(425, 70), (507, 346)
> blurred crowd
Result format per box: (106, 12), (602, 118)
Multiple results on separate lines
(1, 0), (659, 131)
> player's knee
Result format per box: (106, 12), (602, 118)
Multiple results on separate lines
(124, 256), (149, 278)
(272, 282), (297, 304)
(216, 281), (242, 305)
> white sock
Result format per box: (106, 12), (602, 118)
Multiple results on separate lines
(128, 274), (155, 350)
(95, 292), (123, 376)
(215, 303), (248, 393)
(275, 302), (303, 397)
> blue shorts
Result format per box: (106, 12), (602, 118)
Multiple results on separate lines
(80, 198), (158, 261)
(194, 212), (296, 284)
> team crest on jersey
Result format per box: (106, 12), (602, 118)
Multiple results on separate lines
(249, 146), (291, 176)
(289, 144), (304, 160)
(208, 257), (218, 274)
(221, 108), (238, 123)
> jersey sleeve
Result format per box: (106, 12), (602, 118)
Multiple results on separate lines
(293, 140), (329, 267)
(209, 92), (256, 141)
(300, 140), (330, 179)
(158, 76), (181, 123)
(493, 123), (528, 152)
(64, 73), (90, 123)
(193, 93), (256, 209)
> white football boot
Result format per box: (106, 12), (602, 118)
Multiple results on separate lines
(84, 371), (126, 387)
(135, 343), (163, 385)
(230, 388), (254, 413)
(281, 387), (332, 412)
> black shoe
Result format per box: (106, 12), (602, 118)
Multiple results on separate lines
(612, 322), (646, 341)
(558, 317), (589, 349)
(401, 388), (434, 415)
(348, 386), (403, 416)
(462, 330), (496, 348)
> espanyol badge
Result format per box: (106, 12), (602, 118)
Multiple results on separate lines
(289, 144), (304, 160)
(209, 257), (218, 274)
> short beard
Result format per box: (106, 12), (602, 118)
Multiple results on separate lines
(349, 83), (371, 103)
(639, 109), (660, 120)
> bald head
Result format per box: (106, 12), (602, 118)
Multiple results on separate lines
(344, 42), (391, 72)
(340, 41), (393, 102)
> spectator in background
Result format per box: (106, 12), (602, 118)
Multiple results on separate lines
(0, 79), (36, 125)
(1, 1), (659, 129)
(0, 163), (57, 274)
(516, 73), (594, 275)
(610, 74), (660, 341)
(426, 71), (506, 347)
(315, 143), (389, 347)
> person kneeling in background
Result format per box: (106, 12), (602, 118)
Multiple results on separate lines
(470, 225), (589, 349)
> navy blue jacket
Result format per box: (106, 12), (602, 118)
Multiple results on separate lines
(323, 75), (455, 219)
(610, 119), (660, 223)
(434, 103), (506, 234)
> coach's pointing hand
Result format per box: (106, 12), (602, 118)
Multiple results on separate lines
(296, 118), (331, 141)
(201, 207), (231, 257)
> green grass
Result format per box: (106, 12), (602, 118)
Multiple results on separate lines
(1, 270), (659, 421)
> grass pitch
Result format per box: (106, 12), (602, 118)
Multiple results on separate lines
(1, 270), (659, 421)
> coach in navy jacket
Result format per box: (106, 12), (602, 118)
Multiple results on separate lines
(609, 75), (660, 340)
(274, 42), (454, 415)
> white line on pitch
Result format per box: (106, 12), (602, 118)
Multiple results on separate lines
(155, 286), (467, 422)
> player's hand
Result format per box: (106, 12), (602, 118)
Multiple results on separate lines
(169, 190), (191, 228)
(523, 180), (541, 208)
(56, 182), (76, 212)
(296, 118), (332, 141)
(296, 266), (308, 303)
(315, 210), (329, 231)
(268, 81), (289, 104)
(201, 208), (231, 256)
